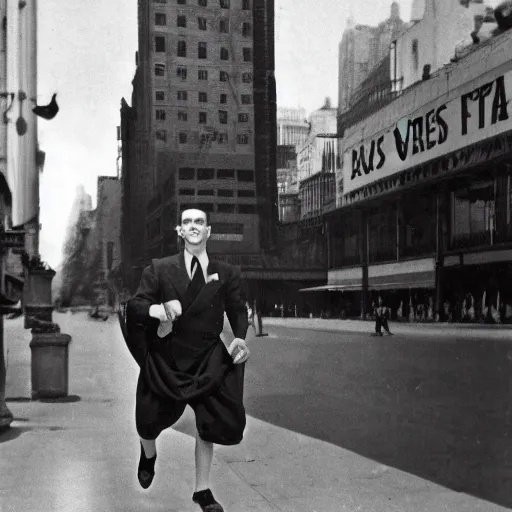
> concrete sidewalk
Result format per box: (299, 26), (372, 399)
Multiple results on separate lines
(261, 316), (512, 340)
(0, 313), (509, 511)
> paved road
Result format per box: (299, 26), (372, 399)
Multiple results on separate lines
(242, 325), (512, 509)
(2, 314), (511, 511)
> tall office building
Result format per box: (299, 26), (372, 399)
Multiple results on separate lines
(120, 0), (277, 289)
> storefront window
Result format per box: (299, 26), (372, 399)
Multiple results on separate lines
(399, 191), (436, 258)
(451, 180), (494, 248)
(368, 204), (397, 263)
(329, 211), (360, 268)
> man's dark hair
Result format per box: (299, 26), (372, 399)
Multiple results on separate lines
(179, 205), (210, 225)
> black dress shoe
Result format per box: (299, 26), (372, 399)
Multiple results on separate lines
(137, 443), (157, 489)
(192, 488), (224, 511)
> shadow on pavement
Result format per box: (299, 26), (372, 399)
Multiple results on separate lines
(244, 332), (512, 509)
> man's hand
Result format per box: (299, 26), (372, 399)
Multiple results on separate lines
(163, 300), (182, 321)
(228, 338), (250, 364)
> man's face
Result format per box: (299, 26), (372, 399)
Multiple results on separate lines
(179, 209), (211, 246)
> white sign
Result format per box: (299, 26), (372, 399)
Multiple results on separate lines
(342, 71), (512, 194)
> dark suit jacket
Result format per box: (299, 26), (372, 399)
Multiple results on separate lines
(125, 252), (248, 402)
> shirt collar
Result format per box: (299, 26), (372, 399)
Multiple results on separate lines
(184, 249), (209, 274)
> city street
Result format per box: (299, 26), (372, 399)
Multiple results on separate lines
(1, 313), (511, 511)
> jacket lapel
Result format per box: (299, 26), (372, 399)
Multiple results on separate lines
(185, 259), (223, 315)
(160, 252), (190, 301)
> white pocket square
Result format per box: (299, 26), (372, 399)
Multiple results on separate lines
(206, 273), (219, 283)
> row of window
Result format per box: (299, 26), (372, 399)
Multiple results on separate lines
(178, 202), (257, 214)
(178, 167), (254, 181)
(154, 37), (252, 62)
(155, 130), (249, 144)
(156, 13), (252, 36)
(156, 109), (250, 124)
(174, 67), (252, 83)
(179, 188), (255, 197)
(171, 89), (252, 105)
(154, 0), (251, 8)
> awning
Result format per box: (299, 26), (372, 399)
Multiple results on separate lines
(299, 284), (362, 292)
(368, 270), (434, 290)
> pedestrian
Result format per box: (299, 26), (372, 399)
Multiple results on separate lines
(374, 296), (393, 336)
(246, 300), (257, 335)
(124, 206), (250, 512)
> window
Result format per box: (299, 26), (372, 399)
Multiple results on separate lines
(218, 204), (236, 213)
(177, 15), (187, 27)
(155, 13), (167, 25)
(156, 91), (165, 101)
(219, 70), (228, 82)
(198, 168), (215, 180)
(238, 204), (256, 214)
(198, 42), (207, 59)
(199, 92), (207, 102)
(179, 188), (195, 195)
(451, 181), (495, 248)
(155, 63), (166, 76)
(155, 36), (166, 52)
(238, 189), (255, 197)
(197, 189), (214, 196)
(217, 169), (234, 179)
(198, 17), (207, 30)
(177, 66), (187, 80)
(242, 72), (252, 83)
(179, 167), (195, 180)
(242, 0), (251, 9)
(220, 19), (229, 33)
(177, 90), (188, 100)
(220, 47), (229, 60)
(218, 189), (234, 197)
(241, 94), (252, 104)
(218, 132), (228, 143)
(242, 22), (251, 36)
(219, 110), (228, 124)
(177, 0), (186, 3)
(179, 132), (188, 143)
(220, 93), (227, 104)
(156, 129), (167, 141)
(220, 0), (230, 7)
(198, 69), (208, 80)
(154, 0), (168, 3)
(238, 113), (249, 122)
(177, 40), (187, 57)
(237, 169), (254, 181)
(199, 112), (207, 124)
(178, 110), (188, 121)
(198, 203), (215, 212)
(156, 109), (166, 121)
(243, 48), (252, 62)
(198, 0), (207, 5)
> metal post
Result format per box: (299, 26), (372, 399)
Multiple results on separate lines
(0, 245), (13, 430)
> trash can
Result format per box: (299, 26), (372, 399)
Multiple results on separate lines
(30, 332), (72, 399)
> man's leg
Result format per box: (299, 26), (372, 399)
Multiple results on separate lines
(140, 437), (156, 458)
(194, 431), (214, 492)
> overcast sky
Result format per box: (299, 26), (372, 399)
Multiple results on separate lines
(38, 1), (416, 267)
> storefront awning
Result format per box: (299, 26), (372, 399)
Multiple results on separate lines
(299, 284), (362, 292)
(300, 270), (435, 292)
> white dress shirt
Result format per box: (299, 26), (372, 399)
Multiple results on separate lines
(184, 249), (209, 281)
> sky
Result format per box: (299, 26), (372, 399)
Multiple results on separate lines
(37, 0), (416, 268)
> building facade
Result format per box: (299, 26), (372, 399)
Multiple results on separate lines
(276, 106), (309, 146)
(320, 8), (512, 324)
(338, 3), (403, 114)
(120, 0), (278, 292)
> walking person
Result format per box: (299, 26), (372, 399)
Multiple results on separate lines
(374, 296), (393, 336)
(124, 206), (250, 512)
